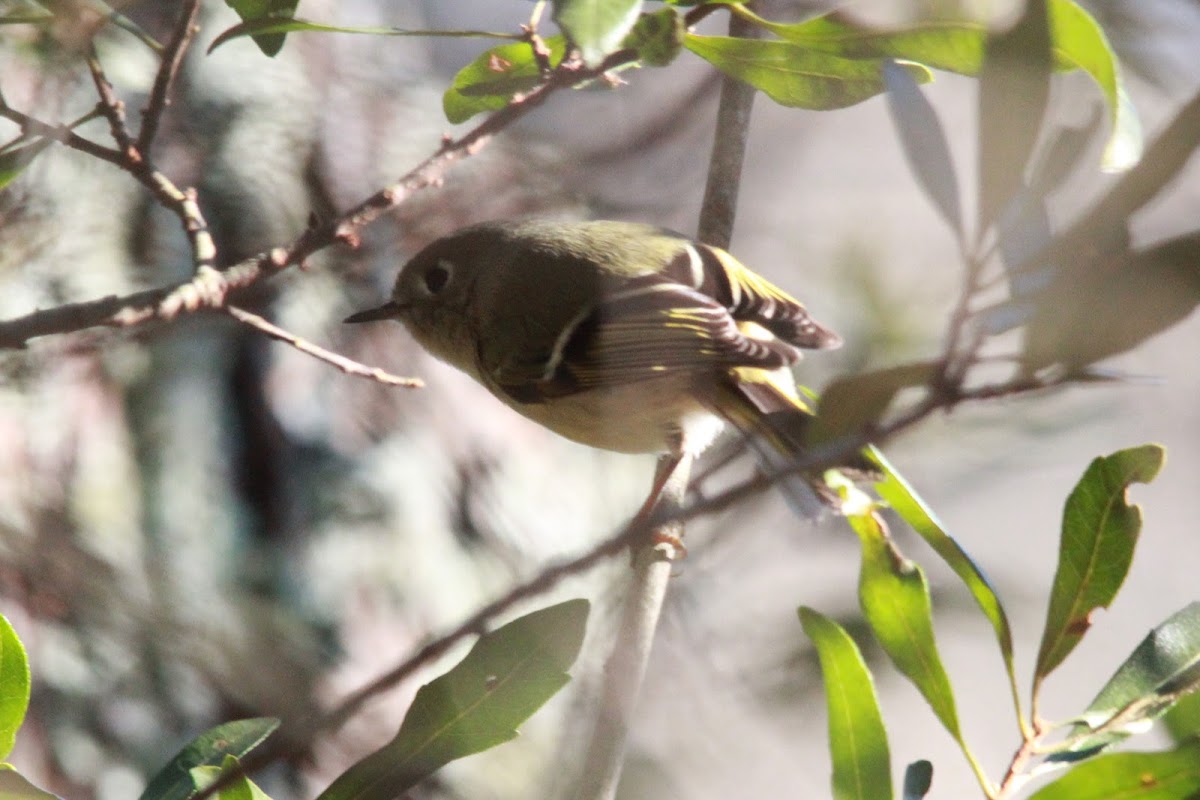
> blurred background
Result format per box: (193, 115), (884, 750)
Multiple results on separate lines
(1, 1), (1199, 798)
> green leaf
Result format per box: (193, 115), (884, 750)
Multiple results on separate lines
(443, 36), (569, 124)
(552, 0), (643, 67)
(851, 508), (962, 742)
(735, 1), (1141, 171)
(798, 607), (893, 800)
(869, 448), (1023, 726)
(684, 35), (932, 111)
(189, 755), (272, 800)
(1034, 444), (1165, 683)
(137, 718), (280, 800)
(622, 8), (684, 67)
(1162, 685), (1200, 743)
(978, 0), (1051, 235)
(207, 18), (520, 55)
(1028, 741), (1200, 800)
(317, 599), (589, 800)
(0, 768), (62, 799)
(222, 0), (299, 56)
(882, 60), (962, 238)
(1049, 602), (1200, 762)
(902, 760), (933, 800)
(0, 137), (53, 191)
(0, 613), (30, 761)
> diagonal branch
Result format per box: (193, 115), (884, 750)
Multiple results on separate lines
(136, 0), (201, 156)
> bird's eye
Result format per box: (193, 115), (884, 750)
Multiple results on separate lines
(423, 261), (452, 294)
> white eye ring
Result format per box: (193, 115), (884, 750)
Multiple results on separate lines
(421, 259), (454, 295)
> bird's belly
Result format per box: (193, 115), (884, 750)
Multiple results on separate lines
(508, 377), (726, 455)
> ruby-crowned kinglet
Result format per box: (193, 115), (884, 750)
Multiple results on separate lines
(345, 219), (844, 506)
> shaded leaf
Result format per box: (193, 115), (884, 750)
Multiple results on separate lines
(208, 17), (518, 55)
(443, 36), (568, 124)
(869, 448), (1023, 725)
(0, 769), (62, 799)
(738, 0), (1141, 172)
(809, 362), (936, 446)
(1161, 685), (1200, 743)
(902, 760), (934, 800)
(622, 8), (684, 67)
(1034, 444), (1164, 683)
(1029, 741), (1200, 799)
(850, 507), (962, 742)
(0, 137), (53, 191)
(1049, 602), (1200, 762)
(552, 0), (643, 67)
(189, 756), (272, 800)
(978, 0), (1051, 235)
(684, 35), (932, 111)
(882, 59), (962, 238)
(317, 599), (589, 800)
(0, 613), (30, 761)
(1022, 233), (1200, 372)
(222, 0), (299, 56)
(799, 607), (893, 800)
(137, 718), (280, 800)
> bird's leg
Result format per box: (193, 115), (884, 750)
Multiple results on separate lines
(630, 445), (688, 558)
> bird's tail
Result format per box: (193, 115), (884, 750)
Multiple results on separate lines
(698, 368), (871, 518)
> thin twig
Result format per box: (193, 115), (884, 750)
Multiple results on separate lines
(226, 306), (423, 388)
(0, 103), (125, 166)
(136, 0), (201, 156)
(85, 44), (136, 158)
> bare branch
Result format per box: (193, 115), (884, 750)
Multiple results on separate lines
(136, 0), (201, 156)
(226, 306), (423, 388)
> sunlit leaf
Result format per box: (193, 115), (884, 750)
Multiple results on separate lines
(1049, 602), (1200, 762)
(552, 0), (643, 67)
(799, 607), (893, 800)
(222, 0), (299, 56)
(685, 35), (932, 111)
(1034, 445), (1165, 684)
(137, 718), (280, 800)
(1029, 741), (1200, 799)
(317, 599), (589, 800)
(443, 36), (568, 124)
(189, 755), (272, 800)
(0, 614), (30, 761)
(736, 0), (1142, 171)
(869, 448), (1023, 726)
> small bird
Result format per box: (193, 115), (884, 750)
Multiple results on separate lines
(346, 219), (846, 513)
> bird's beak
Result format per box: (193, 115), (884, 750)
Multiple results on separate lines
(344, 301), (406, 324)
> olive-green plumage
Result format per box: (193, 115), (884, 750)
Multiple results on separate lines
(346, 219), (841, 465)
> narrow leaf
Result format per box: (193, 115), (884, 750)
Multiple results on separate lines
(809, 362), (937, 447)
(736, 1), (1142, 171)
(443, 36), (568, 124)
(208, 18), (519, 55)
(222, 0), (299, 57)
(0, 614), (30, 761)
(190, 756), (271, 800)
(552, 0), (643, 67)
(869, 449), (1023, 726)
(1034, 444), (1165, 683)
(978, 0), (1052, 235)
(902, 760), (934, 800)
(851, 508), (961, 741)
(1050, 602), (1200, 762)
(882, 59), (962, 238)
(137, 718), (280, 800)
(0, 137), (53, 191)
(799, 607), (893, 800)
(317, 599), (589, 800)
(1028, 741), (1200, 800)
(684, 35), (932, 111)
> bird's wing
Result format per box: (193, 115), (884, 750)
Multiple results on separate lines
(482, 277), (802, 405)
